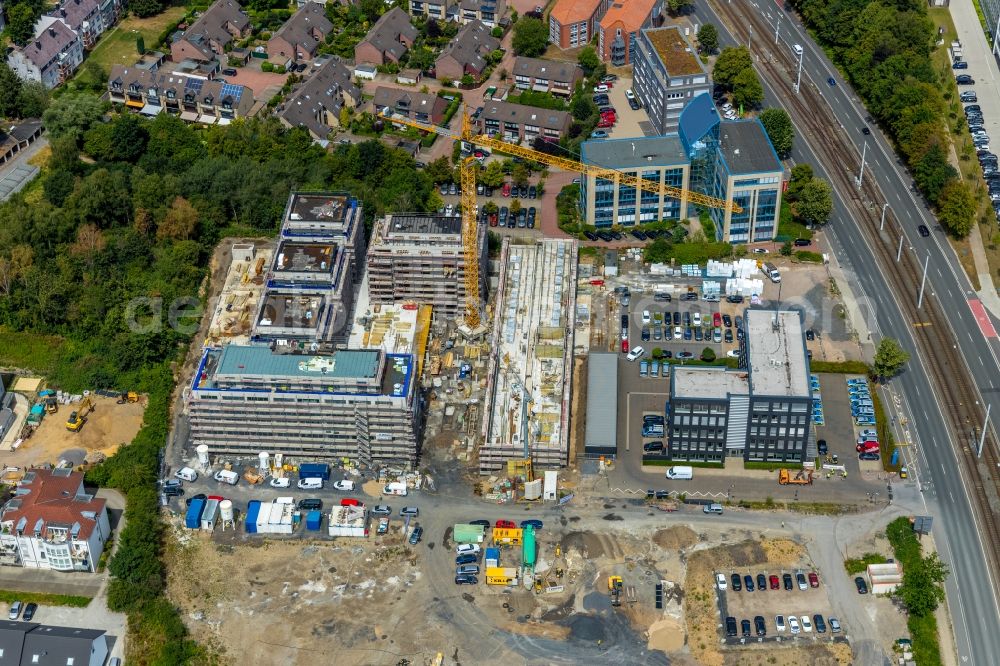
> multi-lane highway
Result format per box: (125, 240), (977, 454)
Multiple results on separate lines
(694, 0), (1000, 663)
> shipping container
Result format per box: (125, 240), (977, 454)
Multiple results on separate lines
(264, 498), (295, 534)
(245, 500), (261, 533)
(306, 510), (323, 531)
(485, 548), (500, 568)
(493, 527), (523, 545)
(486, 566), (518, 585)
(453, 523), (486, 543)
(201, 499), (219, 531)
(298, 463), (330, 480)
(185, 499), (205, 529)
(328, 505), (369, 537)
(255, 500), (273, 533)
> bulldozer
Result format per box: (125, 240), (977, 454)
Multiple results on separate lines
(65, 397), (94, 432)
(778, 468), (814, 485)
(608, 575), (623, 607)
(116, 392), (138, 404)
(44, 397), (57, 414)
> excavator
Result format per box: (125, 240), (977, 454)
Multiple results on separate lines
(778, 468), (814, 485)
(65, 396), (94, 432)
(608, 575), (623, 607)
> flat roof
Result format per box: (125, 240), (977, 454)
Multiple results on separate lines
(718, 120), (782, 175)
(644, 26), (703, 77)
(288, 193), (352, 223)
(257, 292), (324, 329)
(581, 135), (688, 170)
(273, 241), (337, 273)
(585, 353), (618, 451)
(672, 366), (748, 400)
(216, 345), (380, 379)
(385, 213), (463, 235)
(745, 309), (810, 397)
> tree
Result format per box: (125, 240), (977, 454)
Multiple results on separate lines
(43, 169), (76, 207)
(712, 46), (753, 90)
(360, 0), (382, 23)
(0, 63), (24, 118)
(5, 3), (37, 47)
(512, 17), (548, 57)
(759, 108), (794, 158)
(512, 163), (530, 187)
(873, 337), (910, 380)
(731, 68), (764, 109)
(780, 240), (793, 256)
(129, 0), (163, 18)
(578, 46), (600, 75)
(42, 93), (106, 143)
(461, 74), (475, 86)
(136, 35), (145, 55)
(510, 199), (522, 215)
(700, 347), (716, 362)
(479, 161), (505, 188)
(899, 552), (948, 616)
(157, 197), (199, 241)
(666, 0), (693, 15)
(697, 24), (719, 54)
(786, 163), (814, 200)
(913, 144), (957, 205)
(937, 181), (975, 237)
(571, 95), (597, 121)
(794, 178), (833, 225)
(643, 237), (673, 263)
(17, 81), (48, 117)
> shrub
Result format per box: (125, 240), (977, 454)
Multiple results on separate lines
(261, 61), (274, 72)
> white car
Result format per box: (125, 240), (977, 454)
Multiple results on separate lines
(722, 102), (733, 111)
(456, 544), (481, 555)
(788, 616), (801, 634)
(626, 346), (645, 361)
(593, 84), (609, 93)
(727, 349), (741, 358)
(641, 310), (651, 324)
(775, 615), (786, 632)
(800, 615), (813, 633)
(829, 617), (842, 633)
(716, 573), (727, 590)
(674, 326), (683, 340)
(860, 429), (878, 437)
(625, 88), (636, 101)
(269, 477), (291, 488)
(692, 312), (702, 327)
(332, 479), (355, 491)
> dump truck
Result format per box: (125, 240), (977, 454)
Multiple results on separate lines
(608, 575), (623, 607)
(779, 468), (813, 485)
(65, 397), (93, 432)
(116, 392), (139, 404)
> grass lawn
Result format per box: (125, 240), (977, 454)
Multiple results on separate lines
(83, 7), (186, 74)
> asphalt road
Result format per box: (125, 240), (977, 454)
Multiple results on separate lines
(694, 0), (1000, 662)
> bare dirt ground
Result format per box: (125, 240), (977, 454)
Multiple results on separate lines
(4, 396), (144, 468)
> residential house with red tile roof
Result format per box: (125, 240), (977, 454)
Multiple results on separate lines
(597, 0), (662, 65)
(0, 469), (110, 573)
(547, 0), (612, 50)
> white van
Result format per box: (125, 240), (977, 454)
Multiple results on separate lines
(383, 482), (408, 496)
(174, 467), (198, 482)
(665, 466), (693, 480)
(297, 478), (324, 490)
(213, 470), (239, 485)
(793, 43), (803, 55)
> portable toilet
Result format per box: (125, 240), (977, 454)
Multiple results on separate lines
(185, 499), (206, 529)
(306, 510), (322, 531)
(485, 548), (500, 569)
(245, 500), (260, 534)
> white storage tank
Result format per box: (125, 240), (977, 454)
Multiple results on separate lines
(219, 499), (234, 523)
(196, 445), (210, 467)
(258, 451), (270, 474)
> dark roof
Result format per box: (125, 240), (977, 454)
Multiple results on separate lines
(373, 87), (445, 116)
(279, 57), (359, 139)
(108, 64), (254, 113)
(580, 134), (688, 169)
(437, 20), (499, 71)
(9, 120), (43, 142)
(385, 213), (463, 235)
(18, 19), (78, 70)
(718, 119), (782, 175)
(360, 7), (417, 61)
(180, 0), (250, 58)
(0, 622), (37, 664)
(270, 2), (333, 52)
(49, 0), (100, 31)
(481, 100), (571, 131)
(512, 56), (582, 83)
(21, 624), (107, 666)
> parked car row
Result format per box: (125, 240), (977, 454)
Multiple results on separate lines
(846, 377), (876, 428)
(489, 204), (536, 229)
(717, 570), (819, 592)
(724, 613), (840, 637)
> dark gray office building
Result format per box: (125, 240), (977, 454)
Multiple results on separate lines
(667, 309), (813, 463)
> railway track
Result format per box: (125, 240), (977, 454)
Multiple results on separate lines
(708, 0), (1000, 570)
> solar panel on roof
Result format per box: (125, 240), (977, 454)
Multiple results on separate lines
(185, 78), (204, 93)
(220, 82), (244, 102)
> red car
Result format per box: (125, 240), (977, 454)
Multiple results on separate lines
(808, 572), (820, 588)
(495, 519), (516, 529)
(713, 312), (722, 327)
(502, 182), (511, 197)
(597, 119), (614, 129)
(601, 113), (617, 122)
(622, 338), (629, 354)
(856, 442), (879, 453)
(489, 212), (498, 226)
(769, 574), (780, 590)
(341, 498), (361, 507)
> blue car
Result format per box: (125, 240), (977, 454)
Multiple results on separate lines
(684, 327), (692, 340)
(591, 130), (609, 139)
(521, 519), (543, 530)
(456, 553), (479, 565)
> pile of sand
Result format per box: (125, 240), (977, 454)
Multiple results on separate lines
(653, 526), (698, 551)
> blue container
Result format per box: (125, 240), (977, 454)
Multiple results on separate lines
(306, 510), (322, 531)
(298, 463), (330, 480)
(185, 499), (205, 529)
(245, 500), (260, 534)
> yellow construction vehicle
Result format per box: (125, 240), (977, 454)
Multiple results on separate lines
(65, 397), (93, 432)
(608, 575), (623, 607)
(778, 468), (814, 485)
(44, 397), (57, 414)
(116, 392), (138, 404)
(381, 109), (739, 330)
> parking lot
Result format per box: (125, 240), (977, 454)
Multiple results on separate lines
(716, 568), (845, 645)
(602, 76), (652, 139)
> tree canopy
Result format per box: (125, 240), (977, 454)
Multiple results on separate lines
(512, 17), (549, 57)
(712, 46), (753, 90)
(759, 108), (794, 157)
(697, 23), (719, 54)
(873, 337), (910, 380)
(578, 46), (600, 75)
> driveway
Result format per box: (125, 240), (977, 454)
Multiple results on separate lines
(225, 63), (287, 101)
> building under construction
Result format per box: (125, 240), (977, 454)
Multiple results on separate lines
(479, 238), (577, 473)
(252, 192), (365, 345)
(365, 213), (488, 320)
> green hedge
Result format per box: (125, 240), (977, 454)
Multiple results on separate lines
(809, 360), (870, 375)
(794, 250), (823, 263)
(744, 461), (794, 471)
(0, 590), (91, 607)
(642, 458), (724, 468)
(844, 552), (888, 575)
(887, 517), (944, 666)
(872, 388), (900, 472)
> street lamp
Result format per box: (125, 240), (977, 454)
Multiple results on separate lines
(793, 50), (803, 94)
(880, 203), (888, 231)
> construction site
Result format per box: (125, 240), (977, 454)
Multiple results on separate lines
(479, 238), (578, 475)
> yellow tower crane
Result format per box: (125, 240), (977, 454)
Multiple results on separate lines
(382, 108), (740, 329)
